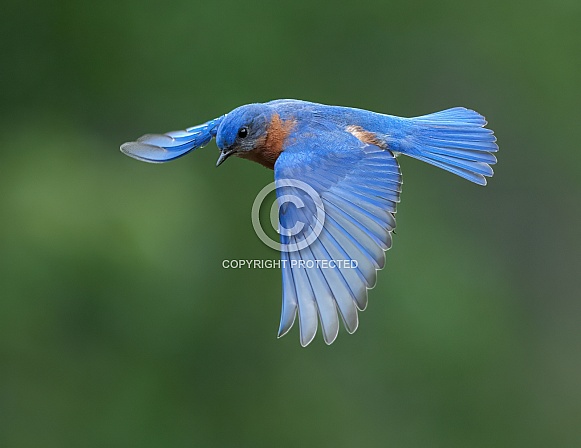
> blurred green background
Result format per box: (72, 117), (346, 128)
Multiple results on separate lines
(1, 0), (580, 447)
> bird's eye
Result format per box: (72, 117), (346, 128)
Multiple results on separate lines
(237, 127), (248, 138)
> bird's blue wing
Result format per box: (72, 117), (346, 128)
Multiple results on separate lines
(274, 124), (401, 346)
(120, 116), (225, 163)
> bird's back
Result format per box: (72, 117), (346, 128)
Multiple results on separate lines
(265, 99), (406, 149)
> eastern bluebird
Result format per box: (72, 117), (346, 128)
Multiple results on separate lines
(121, 99), (498, 346)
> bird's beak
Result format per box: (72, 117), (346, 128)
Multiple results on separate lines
(216, 149), (236, 167)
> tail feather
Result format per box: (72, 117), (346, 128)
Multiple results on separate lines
(403, 107), (498, 185)
(421, 145), (497, 164)
(411, 154), (491, 186)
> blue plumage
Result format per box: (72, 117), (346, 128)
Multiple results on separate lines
(400, 107), (498, 185)
(120, 116), (224, 163)
(120, 99), (498, 346)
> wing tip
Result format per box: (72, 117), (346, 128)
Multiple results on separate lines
(322, 327), (339, 345)
(120, 142), (167, 164)
(299, 327), (317, 347)
(343, 314), (359, 334)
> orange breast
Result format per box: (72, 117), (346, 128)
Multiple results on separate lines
(240, 114), (296, 169)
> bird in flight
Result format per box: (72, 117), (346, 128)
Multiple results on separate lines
(121, 99), (498, 346)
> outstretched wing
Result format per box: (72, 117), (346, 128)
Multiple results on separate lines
(120, 115), (225, 163)
(274, 124), (402, 346)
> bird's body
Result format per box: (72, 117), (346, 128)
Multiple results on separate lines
(121, 99), (498, 346)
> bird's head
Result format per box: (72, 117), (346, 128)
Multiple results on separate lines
(215, 104), (272, 166)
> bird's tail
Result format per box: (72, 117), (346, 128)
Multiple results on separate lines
(397, 107), (498, 185)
